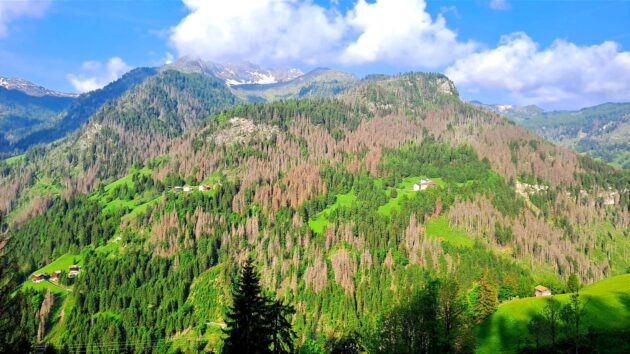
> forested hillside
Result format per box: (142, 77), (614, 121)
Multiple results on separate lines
(1, 71), (628, 353)
(10, 68), (159, 153)
(0, 86), (75, 157)
(484, 102), (630, 169)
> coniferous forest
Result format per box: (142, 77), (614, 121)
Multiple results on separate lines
(1, 69), (629, 354)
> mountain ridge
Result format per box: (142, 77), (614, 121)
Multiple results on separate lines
(164, 56), (304, 86)
(475, 101), (630, 168)
(0, 77), (78, 98)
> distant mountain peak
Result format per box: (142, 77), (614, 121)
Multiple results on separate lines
(0, 77), (78, 98)
(165, 57), (304, 86)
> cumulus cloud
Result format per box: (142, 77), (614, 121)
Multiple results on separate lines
(169, 0), (473, 68)
(67, 57), (131, 93)
(341, 0), (476, 67)
(445, 33), (630, 107)
(170, 0), (345, 64)
(489, 0), (510, 11)
(0, 0), (50, 37)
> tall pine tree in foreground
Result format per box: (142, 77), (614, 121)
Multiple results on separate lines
(223, 258), (295, 354)
(223, 258), (271, 353)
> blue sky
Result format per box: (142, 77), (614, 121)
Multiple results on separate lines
(1, 0), (629, 109)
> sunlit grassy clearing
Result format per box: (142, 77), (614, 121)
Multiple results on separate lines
(475, 274), (630, 354)
(308, 192), (356, 234)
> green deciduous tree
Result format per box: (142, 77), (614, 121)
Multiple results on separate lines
(526, 314), (546, 350)
(562, 293), (585, 354)
(542, 296), (562, 346)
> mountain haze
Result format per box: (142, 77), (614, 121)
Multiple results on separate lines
(479, 102), (630, 168)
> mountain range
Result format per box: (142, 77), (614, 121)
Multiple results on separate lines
(0, 63), (629, 353)
(473, 101), (630, 169)
(164, 57), (304, 85)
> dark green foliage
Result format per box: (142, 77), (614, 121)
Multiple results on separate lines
(567, 273), (580, 293)
(367, 276), (473, 354)
(223, 259), (296, 354)
(561, 293), (585, 352)
(523, 293), (589, 353)
(474, 270), (498, 323)
(0, 238), (35, 353)
(381, 140), (491, 185)
(325, 332), (364, 354)
(526, 314), (545, 351)
(8, 195), (122, 275)
(542, 297), (562, 346)
(268, 301), (297, 354)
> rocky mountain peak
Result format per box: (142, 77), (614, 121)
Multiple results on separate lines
(165, 57), (304, 86)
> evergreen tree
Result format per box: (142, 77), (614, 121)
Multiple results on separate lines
(567, 273), (580, 293)
(474, 269), (498, 323)
(0, 237), (31, 353)
(438, 276), (474, 353)
(267, 300), (296, 354)
(223, 258), (272, 354)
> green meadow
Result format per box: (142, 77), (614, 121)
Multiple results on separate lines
(475, 274), (630, 353)
(308, 191), (356, 234)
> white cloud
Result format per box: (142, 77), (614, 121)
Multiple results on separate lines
(169, 0), (474, 68)
(445, 33), (630, 108)
(341, 0), (476, 67)
(67, 57), (131, 93)
(440, 5), (461, 20)
(0, 0), (50, 37)
(170, 0), (345, 65)
(489, 0), (510, 11)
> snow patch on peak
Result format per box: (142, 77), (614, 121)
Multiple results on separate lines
(0, 77), (78, 98)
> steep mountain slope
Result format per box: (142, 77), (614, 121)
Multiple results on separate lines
(11, 68), (159, 153)
(0, 69), (237, 223)
(0, 84), (76, 157)
(165, 57), (303, 85)
(478, 102), (630, 169)
(3, 72), (628, 352)
(230, 68), (358, 102)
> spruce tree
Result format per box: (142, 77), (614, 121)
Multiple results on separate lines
(474, 269), (498, 323)
(267, 300), (296, 354)
(223, 258), (272, 354)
